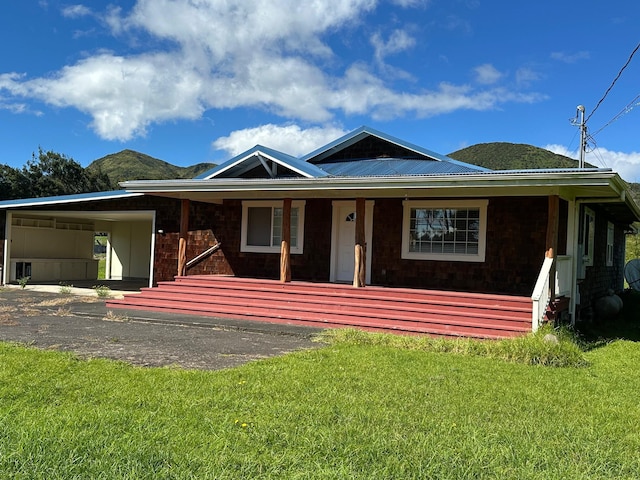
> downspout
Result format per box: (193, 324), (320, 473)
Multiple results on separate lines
(568, 200), (581, 327)
(2, 211), (11, 285)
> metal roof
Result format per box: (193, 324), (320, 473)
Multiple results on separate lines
(318, 158), (484, 177)
(0, 190), (142, 209)
(196, 145), (328, 179)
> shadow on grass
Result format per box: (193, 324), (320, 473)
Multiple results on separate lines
(575, 289), (640, 345)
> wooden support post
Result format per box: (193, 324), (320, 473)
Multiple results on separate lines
(280, 198), (292, 283)
(353, 197), (366, 287)
(546, 195), (559, 301)
(177, 199), (189, 277)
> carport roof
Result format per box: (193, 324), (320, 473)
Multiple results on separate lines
(0, 190), (142, 209)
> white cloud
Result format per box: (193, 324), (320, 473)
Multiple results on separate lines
(61, 4), (92, 18)
(371, 30), (416, 63)
(0, 0), (545, 141)
(212, 124), (348, 157)
(550, 51), (590, 64)
(473, 64), (503, 85)
(515, 67), (541, 87)
(545, 143), (640, 183)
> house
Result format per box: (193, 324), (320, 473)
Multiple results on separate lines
(1, 126), (638, 337)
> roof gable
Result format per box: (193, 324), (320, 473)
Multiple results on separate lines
(301, 126), (490, 174)
(197, 145), (328, 180)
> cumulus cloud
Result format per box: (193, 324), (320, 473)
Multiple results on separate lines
(545, 143), (640, 182)
(212, 124), (349, 157)
(0, 0), (544, 141)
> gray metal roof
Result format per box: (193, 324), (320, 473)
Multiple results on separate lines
(0, 190), (142, 209)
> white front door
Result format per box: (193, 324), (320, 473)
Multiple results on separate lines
(330, 201), (374, 284)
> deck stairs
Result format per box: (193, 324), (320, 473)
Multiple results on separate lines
(106, 275), (534, 339)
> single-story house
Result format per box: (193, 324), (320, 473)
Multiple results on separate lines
(1, 126), (638, 337)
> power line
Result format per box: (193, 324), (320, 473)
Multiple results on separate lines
(591, 93), (640, 137)
(586, 42), (640, 123)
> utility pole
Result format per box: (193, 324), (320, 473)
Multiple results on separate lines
(576, 105), (587, 169)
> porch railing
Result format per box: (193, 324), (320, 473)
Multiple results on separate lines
(531, 252), (572, 331)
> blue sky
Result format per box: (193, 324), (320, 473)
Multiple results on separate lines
(1, 1), (639, 182)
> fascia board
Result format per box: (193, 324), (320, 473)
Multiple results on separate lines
(0, 190), (143, 210)
(121, 171), (621, 195)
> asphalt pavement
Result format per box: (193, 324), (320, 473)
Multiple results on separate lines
(0, 285), (323, 370)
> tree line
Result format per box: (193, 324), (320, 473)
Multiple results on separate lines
(0, 149), (113, 200)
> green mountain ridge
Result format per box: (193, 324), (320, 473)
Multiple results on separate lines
(87, 149), (216, 185)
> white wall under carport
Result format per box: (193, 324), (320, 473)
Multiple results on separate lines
(3, 210), (155, 286)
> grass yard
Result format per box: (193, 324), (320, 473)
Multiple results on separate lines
(1, 292), (640, 479)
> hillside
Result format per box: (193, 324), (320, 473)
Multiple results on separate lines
(448, 142), (639, 203)
(448, 142), (584, 170)
(87, 150), (215, 185)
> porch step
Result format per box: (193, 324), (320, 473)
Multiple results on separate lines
(106, 275), (533, 339)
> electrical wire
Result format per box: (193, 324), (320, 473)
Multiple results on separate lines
(591, 93), (640, 137)
(586, 42), (640, 123)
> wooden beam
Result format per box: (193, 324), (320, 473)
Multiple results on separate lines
(546, 195), (559, 301)
(280, 198), (292, 283)
(177, 199), (189, 277)
(353, 198), (366, 287)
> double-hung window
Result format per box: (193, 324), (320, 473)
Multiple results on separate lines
(241, 200), (305, 253)
(401, 200), (488, 262)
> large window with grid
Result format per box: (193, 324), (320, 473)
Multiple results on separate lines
(401, 200), (488, 262)
(241, 200), (305, 253)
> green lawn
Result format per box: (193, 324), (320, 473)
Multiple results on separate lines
(1, 294), (640, 478)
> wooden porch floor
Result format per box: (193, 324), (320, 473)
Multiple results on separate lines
(105, 275), (533, 339)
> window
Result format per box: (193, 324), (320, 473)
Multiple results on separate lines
(606, 221), (615, 267)
(241, 200), (305, 253)
(582, 207), (595, 267)
(401, 200), (488, 262)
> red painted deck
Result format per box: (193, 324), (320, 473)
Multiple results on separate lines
(106, 275), (533, 339)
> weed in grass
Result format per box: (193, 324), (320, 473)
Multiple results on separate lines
(317, 325), (589, 367)
(59, 283), (73, 295)
(93, 285), (112, 298)
(17, 276), (29, 289)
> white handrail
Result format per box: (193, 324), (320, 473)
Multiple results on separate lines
(531, 255), (554, 332)
(186, 243), (222, 269)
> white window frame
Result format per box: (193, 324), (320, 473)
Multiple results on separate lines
(582, 207), (595, 267)
(401, 199), (488, 262)
(241, 200), (306, 254)
(606, 221), (614, 267)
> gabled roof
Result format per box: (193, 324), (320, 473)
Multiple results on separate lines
(196, 145), (329, 180)
(301, 126), (490, 174)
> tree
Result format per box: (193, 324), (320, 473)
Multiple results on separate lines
(21, 148), (113, 198)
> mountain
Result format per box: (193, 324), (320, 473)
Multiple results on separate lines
(447, 142), (583, 170)
(87, 150), (216, 186)
(448, 142), (639, 203)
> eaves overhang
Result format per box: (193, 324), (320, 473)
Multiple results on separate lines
(120, 169), (632, 203)
(0, 190), (143, 210)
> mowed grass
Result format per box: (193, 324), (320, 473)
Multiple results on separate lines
(1, 295), (640, 478)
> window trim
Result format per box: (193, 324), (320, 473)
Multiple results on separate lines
(606, 221), (614, 267)
(241, 200), (306, 254)
(401, 199), (488, 262)
(582, 207), (595, 267)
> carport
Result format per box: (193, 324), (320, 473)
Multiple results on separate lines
(0, 192), (155, 288)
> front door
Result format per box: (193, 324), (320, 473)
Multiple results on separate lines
(330, 201), (374, 284)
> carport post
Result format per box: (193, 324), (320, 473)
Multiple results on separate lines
(178, 199), (189, 276)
